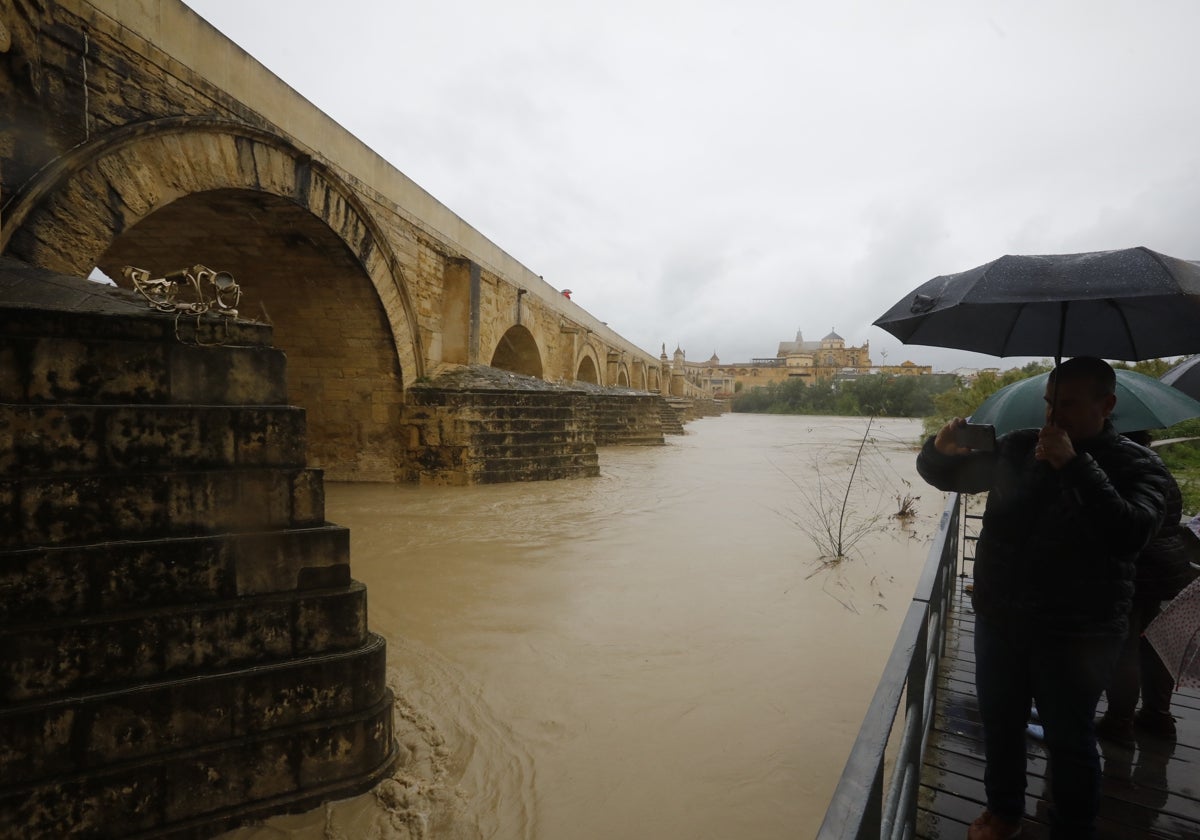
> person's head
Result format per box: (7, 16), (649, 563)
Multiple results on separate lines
(1045, 357), (1117, 441)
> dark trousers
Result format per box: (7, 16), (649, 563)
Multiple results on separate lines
(974, 617), (1123, 840)
(1105, 598), (1173, 719)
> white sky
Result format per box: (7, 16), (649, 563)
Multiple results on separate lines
(182, 0), (1200, 372)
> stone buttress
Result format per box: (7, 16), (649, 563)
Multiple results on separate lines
(0, 258), (398, 839)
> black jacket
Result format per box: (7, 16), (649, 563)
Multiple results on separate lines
(916, 422), (1171, 637)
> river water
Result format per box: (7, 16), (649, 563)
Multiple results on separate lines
(224, 414), (944, 840)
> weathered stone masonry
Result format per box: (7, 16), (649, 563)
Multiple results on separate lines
(0, 258), (398, 838)
(0, 0), (669, 483)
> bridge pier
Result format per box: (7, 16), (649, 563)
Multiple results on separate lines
(396, 364), (675, 485)
(0, 258), (397, 838)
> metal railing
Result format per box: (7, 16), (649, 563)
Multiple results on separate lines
(815, 492), (961, 840)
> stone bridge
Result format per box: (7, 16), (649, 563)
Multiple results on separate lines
(0, 0), (674, 482)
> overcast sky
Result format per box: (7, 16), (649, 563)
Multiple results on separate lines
(183, 0), (1200, 372)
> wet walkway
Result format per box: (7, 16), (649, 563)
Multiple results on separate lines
(917, 578), (1200, 839)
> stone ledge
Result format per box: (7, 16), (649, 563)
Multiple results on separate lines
(0, 634), (387, 784)
(0, 691), (398, 840)
(0, 468), (326, 549)
(0, 582), (368, 703)
(0, 337), (289, 406)
(0, 525), (351, 623)
(0, 404), (307, 476)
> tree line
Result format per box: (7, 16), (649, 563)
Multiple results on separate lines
(731, 372), (959, 417)
(732, 358), (1177, 423)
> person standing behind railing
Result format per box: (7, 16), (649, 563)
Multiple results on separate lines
(915, 357), (1170, 840)
(1096, 430), (1200, 744)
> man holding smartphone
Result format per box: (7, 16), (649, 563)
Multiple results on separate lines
(916, 356), (1171, 840)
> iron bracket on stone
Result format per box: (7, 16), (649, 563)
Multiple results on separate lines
(123, 264), (242, 317)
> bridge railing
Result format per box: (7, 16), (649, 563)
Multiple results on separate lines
(815, 492), (961, 840)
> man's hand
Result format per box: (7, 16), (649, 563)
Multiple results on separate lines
(934, 418), (973, 456)
(1036, 422), (1076, 469)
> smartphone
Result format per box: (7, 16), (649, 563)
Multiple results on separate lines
(954, 423), (996, 452)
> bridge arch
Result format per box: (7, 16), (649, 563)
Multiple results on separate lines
(615, 365), (630, 388)
(0, 117), (421, 480)
(575, 346), (603, 385)
(490, 324), (544, 379)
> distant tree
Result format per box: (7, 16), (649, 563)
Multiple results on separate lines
(1113, 358), (1174, 378)
(732, 373), (959, 417)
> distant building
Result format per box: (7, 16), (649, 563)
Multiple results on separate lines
(948, 367), (1001, 384)
(671, 328), (933, 397)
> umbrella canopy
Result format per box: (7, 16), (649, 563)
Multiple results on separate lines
(1144, 575), (1200, 690)
(968, 369), (1200, 435)
(874, 247), (1200, 362)
(1161, 356), (1200, 401)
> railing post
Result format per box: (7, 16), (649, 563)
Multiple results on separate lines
(904, 614), (928, 838)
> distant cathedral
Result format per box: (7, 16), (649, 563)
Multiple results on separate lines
(773, 328), (866, 370)
(672, 327), (930, 396)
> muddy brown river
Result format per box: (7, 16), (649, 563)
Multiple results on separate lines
(223, 414), (944, 840)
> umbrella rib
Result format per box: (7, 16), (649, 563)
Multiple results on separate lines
(1106, 298), (1141, 360)
(997, 301), (1027, 357)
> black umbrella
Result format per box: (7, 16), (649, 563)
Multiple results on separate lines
(873, 246), (1200, 363)
(1161, 355), (1200, 401)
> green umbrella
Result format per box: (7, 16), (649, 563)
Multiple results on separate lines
(969, 369), (1200, 435)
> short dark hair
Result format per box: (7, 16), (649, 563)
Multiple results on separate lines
(1048, 356), (1116, 398)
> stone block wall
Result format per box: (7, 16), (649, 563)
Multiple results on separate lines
(397, 365), (601, 485)
(585, 392), (666, 446)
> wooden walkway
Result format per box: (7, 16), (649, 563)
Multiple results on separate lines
(916, 578), (1200, 840)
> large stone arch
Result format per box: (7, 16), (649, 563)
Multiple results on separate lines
(575, 346), (603, 385)
(490, 324), (544, 379)
(1, 117), (422, 480)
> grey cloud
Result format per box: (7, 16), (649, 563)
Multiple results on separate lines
(185, 0), (1200, 372)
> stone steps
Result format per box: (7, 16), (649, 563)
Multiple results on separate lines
(405, 390), (583, 411)
(0, 690), (395, 840)
(658, 397), (686, 435)
(0, 260), (396, 837)
(0, 467), (325, 549)
(467, 453), (601, 484)
(468, 440), (596, 459)
(0, 633), (387, 783)
(588, 393), (666, 446)
(0, 582), (368, 703)
(468, 428), (595, 446)
(0, 404), (308, 475)
(597, 434), (666, 447)
(0, 525), (351, 624)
